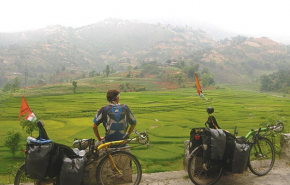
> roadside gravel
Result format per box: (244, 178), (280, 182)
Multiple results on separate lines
(140, 159), (290, 185)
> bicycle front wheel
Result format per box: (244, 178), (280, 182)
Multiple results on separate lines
(14, 163), (37, 185)
(248, 137), (275, 176)
(188, 146), (223, 185)
(96, 151), (142, 185)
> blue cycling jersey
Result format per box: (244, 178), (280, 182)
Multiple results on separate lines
(93, 104), (136, 143)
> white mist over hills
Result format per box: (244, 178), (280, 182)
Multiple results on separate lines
(1, 0), (290, 44)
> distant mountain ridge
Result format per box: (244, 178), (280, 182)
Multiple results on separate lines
(0, 19), (290, 87)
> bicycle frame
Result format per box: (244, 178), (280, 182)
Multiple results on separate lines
(245, 121), (283, 141)
(245, 127), (269, 140)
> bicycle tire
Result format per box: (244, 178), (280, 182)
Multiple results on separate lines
(248, 137), (275, 176)
(96, 151), (142, 185)
(14, 163), (38, 185)
(188, 145), (223, 185)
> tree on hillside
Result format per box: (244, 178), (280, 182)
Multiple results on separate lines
(2, 77), (20, 92)
(127, 65), (133, 77)
(175, 74), (184, 86)
(201, 68), (209, 74)
(202, 73), (215, 87)
(106, 65), (110, 77)
(72, 80), (77, 93)
(4, 130), (22, 157)
(141, 62), (160, 75)
(89, 70), (96, 77)
(260, 70), (290, 93)
(186, 67), (196, 79)
(231, 35), (248, 45)
(13, 77), (20, 91)
(185, 64), (199, 80)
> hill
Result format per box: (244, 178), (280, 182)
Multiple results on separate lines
(1, 19), (290, 88)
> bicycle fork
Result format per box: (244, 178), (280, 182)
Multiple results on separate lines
(253, 141), (265, 158)
(109, 154), (123, 175)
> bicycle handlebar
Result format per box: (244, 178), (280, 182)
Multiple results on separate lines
(97, 131), (150, 150)
(84, 129), (150, 151)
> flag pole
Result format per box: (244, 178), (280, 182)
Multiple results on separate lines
(194, 72), (209, 108)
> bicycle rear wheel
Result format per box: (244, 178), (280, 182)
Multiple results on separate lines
(14, 163), (37, 185)
(96, 151), (142, 185)
(188, 146), (223, 185)
(248, 137), (275, 176)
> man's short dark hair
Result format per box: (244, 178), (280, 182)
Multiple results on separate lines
(107, 89), (120, 102)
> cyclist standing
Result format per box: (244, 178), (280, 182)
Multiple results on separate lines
(93, 89), (137, 144)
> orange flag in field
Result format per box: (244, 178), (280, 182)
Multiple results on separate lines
(195, 72), (204, 98)
(19, 96), (31, 120)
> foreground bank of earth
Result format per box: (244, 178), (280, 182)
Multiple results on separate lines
(140, 159), (290, 185)
(7, 160), (290, 185)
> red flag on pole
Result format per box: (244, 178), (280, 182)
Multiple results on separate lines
(195, 72), (204, 98)
(19, 96), (31, 120)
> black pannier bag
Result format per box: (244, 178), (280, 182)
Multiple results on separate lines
(223, 131), (236, 163)
(25, 141), (54, 179)
(202, 128), (226, 160)
(47, 142), (77, 178)
(46, 146), (65, 178)
(189, 128), (203, 154)
(59, 156), (85, 185)
(224, 137), (251, 173)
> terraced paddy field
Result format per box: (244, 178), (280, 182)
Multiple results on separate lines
(0, 87), (289, 184)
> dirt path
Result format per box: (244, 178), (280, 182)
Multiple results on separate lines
(8, 160), (290, 185)
(140, 160), (290, 185)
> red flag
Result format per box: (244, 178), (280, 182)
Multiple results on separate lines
(19, 96), (31, 120)
(195, 72), (204, 98)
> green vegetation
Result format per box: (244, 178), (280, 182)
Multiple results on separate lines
(4, 130), (22, 157)
(0, 84), (289, 183)
(2, 77), (21, 93)
(260, 69), (290, 93)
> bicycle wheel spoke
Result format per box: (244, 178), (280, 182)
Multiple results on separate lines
(248, 137), (275, 176)
(188, 146), (223, 185)
(14, 164), (38, 185)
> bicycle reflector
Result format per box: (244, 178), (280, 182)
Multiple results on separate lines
(195, 134), (201, 140)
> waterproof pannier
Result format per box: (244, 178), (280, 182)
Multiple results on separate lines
(224, 137), (251, 173)
(202, 128), (226, 160)
(59, 156), (85, 185)
(223, 131), (236, 162)
(47, 143), (77, 178)
(189, 128), (203, 154)
(25, 138), (53, 179)
(46, 146), (65, 178)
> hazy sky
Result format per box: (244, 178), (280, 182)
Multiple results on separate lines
(1, 0), (290, 41)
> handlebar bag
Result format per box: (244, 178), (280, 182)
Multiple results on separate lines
(224, 137), (251, 173)
(25, 141), (53, 179)
(202, 128), (226, 160)
(59, 156), (85, 185)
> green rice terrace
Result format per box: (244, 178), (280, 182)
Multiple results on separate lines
(0, 81), (289, 184)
